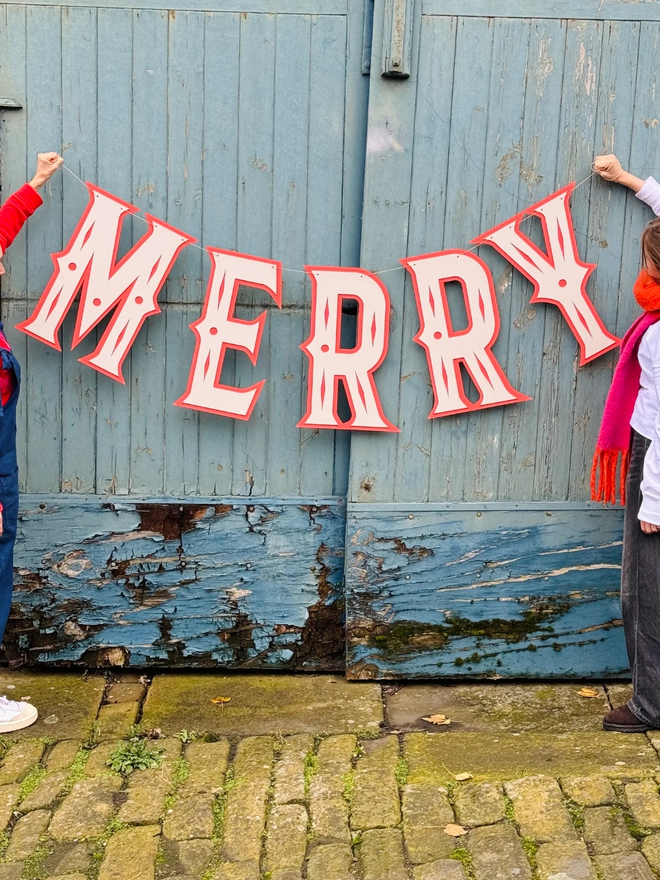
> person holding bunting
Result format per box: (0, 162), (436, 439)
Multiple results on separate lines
(0, 151), (63, 731)
(593, 153), (660, 732)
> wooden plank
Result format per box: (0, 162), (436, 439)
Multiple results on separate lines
(345, 503), (627, 679)
(266, 13), (310, 497)
(533, 20), (603, 501)
(340, 0), (371, 268)
(60, 5), (98, 494)
(163, 10), (204, 494)
(0, 4), (29, 488)
(422, 0), (660, 21)
(231, 11), (276, 496)
(463, 17), (530, 503)
(349, 0), (422, 503)
(5, 494), (345, 669)
(163, 10), (204, 307)
(24, 4), (63, 493)
(95, 6), (134, 495)
(3, 0), (348, 13)
(495, 18), (567, 502)
(569, 22), (640, 500)
(337, 0), (371, 495)
(196, 10), (239, 496)
(427, 16), (494, 502)
(391, 14), (456, 504)
(300, 12), (349, 497)
(619, 20), (660, 338)
(129, 8), (169, 494)
(165, 305), (199, 493)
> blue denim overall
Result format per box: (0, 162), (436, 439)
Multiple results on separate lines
(0, 324), (20, 643)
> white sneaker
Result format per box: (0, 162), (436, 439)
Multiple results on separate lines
(0, 696), (38, 732)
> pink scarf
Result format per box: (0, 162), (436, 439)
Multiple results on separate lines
(592, 300), (660, 505)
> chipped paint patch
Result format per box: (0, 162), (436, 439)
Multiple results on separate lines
(345, 504), (628, 680)
(5, 495), (346, 670)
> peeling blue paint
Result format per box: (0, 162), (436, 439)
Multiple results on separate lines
(345, 503), (628, 679)
(6, 496), (346, 669)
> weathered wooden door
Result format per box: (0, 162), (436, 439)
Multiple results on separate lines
(346, 0), (660, 677)
(0, 0), (369, 667)
(2, 0), (660, 677)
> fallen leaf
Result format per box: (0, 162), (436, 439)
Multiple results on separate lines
(454, 772), (474, 782)
(444, 823), (468, 837)
(577, 688), (599, 698)
(211, 696), (231, 704)
(423, 714), (451, 725)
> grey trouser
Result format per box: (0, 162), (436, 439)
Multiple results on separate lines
(623, 430), (660, 726)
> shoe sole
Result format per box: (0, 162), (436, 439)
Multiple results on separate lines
(0, 708), (38, 733)
(602, 720), (651, 733)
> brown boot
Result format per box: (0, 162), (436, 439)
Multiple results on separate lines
(603, 704), (652, 733)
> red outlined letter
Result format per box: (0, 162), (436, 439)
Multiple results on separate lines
(175, 249), (281, 420)
(297, 267), (398, 431)
(16, 183), (194, 383)
(473, 183), (619, 365)
(403, 250), (530, 418)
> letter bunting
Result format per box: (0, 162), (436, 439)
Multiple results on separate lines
(18, 180), (619, 430)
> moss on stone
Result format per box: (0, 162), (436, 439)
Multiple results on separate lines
(342, 770), (355, 806)
(141, 674), (383, 737)
(404, 731), (660, 783)
(450, 846), (476, 879)
(520, 836), (539, 877)
(303, 752), (319, 798)
(368, 605), (570, 656)
(394, 757), (408, 789)
(564, 796), (585, 833)
(18, 764), (47, 803)
(21, 834), (50, 880)
(622, 807), (652, 841)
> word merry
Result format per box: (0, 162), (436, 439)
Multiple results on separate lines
(18, 182), (619, 431)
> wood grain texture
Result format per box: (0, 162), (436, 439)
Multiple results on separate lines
(345, 503), (628, 679)
(422, 0), (660, 21)
(353, 9), (659, 507)
(5, 495), (345, 668)
(0, 3), (365, 500)
(3, 0), (347, 11)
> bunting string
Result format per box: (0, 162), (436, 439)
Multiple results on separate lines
(58, 163), (617, 279)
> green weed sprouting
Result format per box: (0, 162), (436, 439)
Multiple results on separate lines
(342, 770), (355, 805)
(394, 757), (409, 789)
(106, 739), (163, 775)
(450, 847), (476, 879)
(303, 752), (319, 798)
(175, 729), (199, 744)
(521, 837), (539, 873)
(163, 757), (190, 812)
(18, 764), (47, 802)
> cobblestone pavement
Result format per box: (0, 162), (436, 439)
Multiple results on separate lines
(0, 673), (659, 878)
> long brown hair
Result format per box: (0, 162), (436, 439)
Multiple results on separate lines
(641, 218), (660, 273)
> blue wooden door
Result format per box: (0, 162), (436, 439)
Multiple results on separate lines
(346, 0), (660, 678)
(2, 0), (659, 677)
(0, 0), (369, 667)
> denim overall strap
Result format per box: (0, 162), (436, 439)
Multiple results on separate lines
(0, 328), (20, 645)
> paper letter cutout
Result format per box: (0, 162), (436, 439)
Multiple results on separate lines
(403, 250), (530, 417)
(17, 184), (194, 383)
(175, 249), (281, 420)
(473, 183), (619, 364)
(297, 267), (398, 431)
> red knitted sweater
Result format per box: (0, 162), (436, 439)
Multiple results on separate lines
(0, 183), (43, 406)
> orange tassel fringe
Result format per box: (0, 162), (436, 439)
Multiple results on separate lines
(591, 447), (629, 506)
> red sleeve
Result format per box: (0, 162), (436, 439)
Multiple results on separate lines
(0, 184), (43, 254)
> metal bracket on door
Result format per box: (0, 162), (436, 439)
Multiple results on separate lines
(0, 98), (22, 109)
(381, 0), (414, 77)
